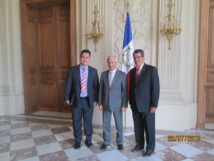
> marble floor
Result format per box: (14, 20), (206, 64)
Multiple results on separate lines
(0, 112), (214, 161)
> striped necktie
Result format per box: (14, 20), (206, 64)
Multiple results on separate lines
(81, 67), (86, 94)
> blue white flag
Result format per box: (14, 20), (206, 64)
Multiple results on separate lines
(122, 12), (134, 74)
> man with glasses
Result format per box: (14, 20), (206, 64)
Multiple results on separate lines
(129, 49), (160, 157)
(64, 49), (99, 149)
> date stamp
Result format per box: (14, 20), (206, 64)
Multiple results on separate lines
(168, 135), (201, 142)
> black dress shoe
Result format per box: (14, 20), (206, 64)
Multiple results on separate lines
(143, 150), (153, 157)
(118, 144), (123, 150)
(131, 145), (143, 153)
(85, 141), (93, 147)
(74, 143), (81, 149)
(101, 144), (108, 150)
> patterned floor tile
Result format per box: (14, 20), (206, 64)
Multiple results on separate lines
(0, 135), (10, 144)
(190, 152), (214, 161)
(170, 143), (203, 158)
(0, 143), (10, 153)
(0, 114), (213, 161)
(36, 142), (62, 155)
(34, 135), (57, 146)
(59, 139), (75, 150)
(54, 131), (74, 141)
(51, 126), (71, 134)
(96, 149), (128, 161)
(39, 151), (69, 161)
(10, 127), (31, 135)
(0, 152), (10, 161)
(10, 139), (35, 151)
(154, 148), (187, 161)
(11, 132), (32, 142)
(64, 146), (94, 161)
(10, 147), (38, 161)
(31, 129), (53, 138)
(206, 148), (214, 155)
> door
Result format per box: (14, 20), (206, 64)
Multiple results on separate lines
(206, 1), (214, 122)
(21, 4), (39, 114)
(20, 0), (77, 113)
(37, 5), (71, 112)
(198, 0), (214, 128)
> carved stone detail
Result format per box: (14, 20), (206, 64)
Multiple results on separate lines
(113, 0), (152, 67)
(158, 0), (184, 103)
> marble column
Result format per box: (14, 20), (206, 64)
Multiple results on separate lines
(0, 0), (24, 115)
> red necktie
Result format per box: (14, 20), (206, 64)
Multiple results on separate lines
(135, 68), (140, 84)
(81, 68), (86, 94)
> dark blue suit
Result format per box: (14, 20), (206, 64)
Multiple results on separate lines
(64, 64), (99, 143)
(129, 64), (160, 152)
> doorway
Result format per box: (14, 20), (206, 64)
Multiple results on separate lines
(20, 0), (77, 113)
(205, 0), (214, 123)
(198, 0), (214, 128)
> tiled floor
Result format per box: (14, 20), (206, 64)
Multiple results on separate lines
(0, 112), (214, 161)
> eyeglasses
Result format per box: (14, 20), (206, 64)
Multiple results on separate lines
(133, 56), (143, 60)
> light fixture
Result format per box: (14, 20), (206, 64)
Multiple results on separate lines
(85, 5), (104, 52)
(160, 0), (181, 50)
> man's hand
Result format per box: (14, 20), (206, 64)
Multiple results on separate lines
(94, 102), (97, 107)
(121, 107), (126, 112)
(65, 100), (70, 105)
(99, 105), (103, 111)
(150, 107), (157, 113)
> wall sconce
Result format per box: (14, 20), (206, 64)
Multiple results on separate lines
(160, 0), (181, 50)
(85, 5), (104, 52)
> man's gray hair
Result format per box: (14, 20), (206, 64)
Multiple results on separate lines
(107, 55), (118, 62)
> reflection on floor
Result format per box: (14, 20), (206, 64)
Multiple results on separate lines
(0, 112), (214, 161)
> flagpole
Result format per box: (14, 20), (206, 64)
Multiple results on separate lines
(122, 2), (134, 136)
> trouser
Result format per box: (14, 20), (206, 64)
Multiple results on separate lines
(103, 110), (123, 145)
(71, 98), (94, 143)
(132, 107), (155, 151)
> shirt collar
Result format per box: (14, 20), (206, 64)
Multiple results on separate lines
(137, 63), (144, 70)
(80, 65), (88, 70)
(109, 69), (117, 73)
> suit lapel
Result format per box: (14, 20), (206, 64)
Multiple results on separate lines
(107, 71), (110, 87)
(87, 66), (92, 89)
(133, 67), (137, 84)
(76, 65), (81, 88)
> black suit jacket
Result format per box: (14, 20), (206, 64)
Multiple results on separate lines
(64, 65), (99, 108)
(129, 64), (160, 112)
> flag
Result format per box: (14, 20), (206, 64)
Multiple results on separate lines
(121, 12), (134, 74)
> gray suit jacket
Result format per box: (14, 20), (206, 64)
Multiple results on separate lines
(99, 69), (128, 111)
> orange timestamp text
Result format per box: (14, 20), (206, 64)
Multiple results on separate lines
(168, 135), (201, 142)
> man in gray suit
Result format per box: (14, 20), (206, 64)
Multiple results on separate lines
(98, 55), (128, 150)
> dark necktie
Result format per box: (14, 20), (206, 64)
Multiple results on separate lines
(135, 68), (140, 85)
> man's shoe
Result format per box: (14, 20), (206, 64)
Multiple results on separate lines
(74, 143), (81, 149)
(118, 144), (123, 150)
(131, 145), (143, 153)
(143, 150), (153, 157)
(85, 141), (93, 147)
(100, 144), (108, 150)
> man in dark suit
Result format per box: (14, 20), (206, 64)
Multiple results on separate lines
(129, 49), (160, 157)
(98, 55), (128, 150)
(64, 49), (99, 149)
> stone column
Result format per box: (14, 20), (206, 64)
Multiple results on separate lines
(0, 0), (24, 115)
